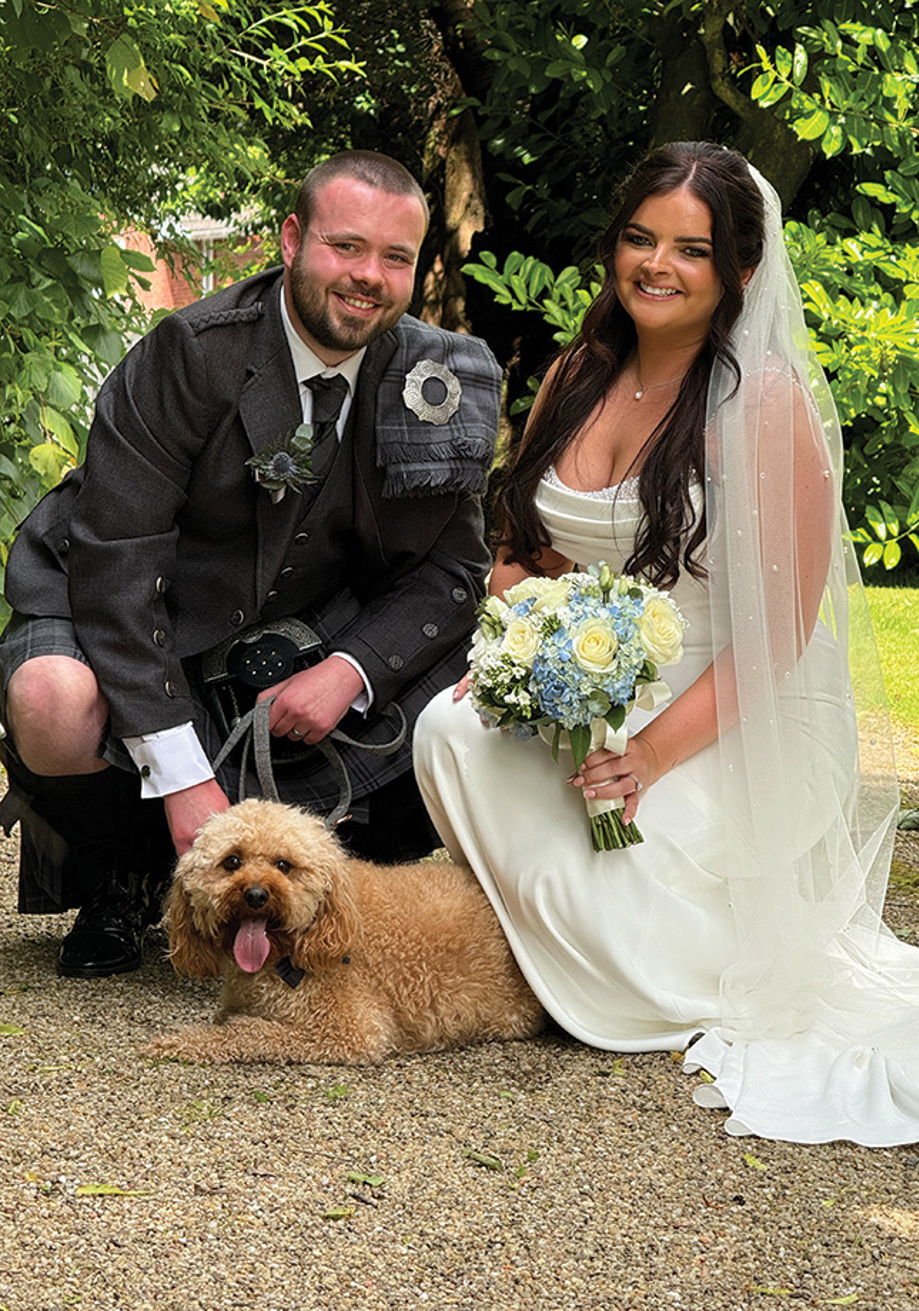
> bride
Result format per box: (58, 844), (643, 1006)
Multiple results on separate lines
(413, 141), (919, 1146)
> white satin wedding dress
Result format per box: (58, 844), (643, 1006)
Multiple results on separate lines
(414, 472), (919, 1146)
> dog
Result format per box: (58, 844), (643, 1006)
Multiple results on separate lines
(146, 798), (545, 1064)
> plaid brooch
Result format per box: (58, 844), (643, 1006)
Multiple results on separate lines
(374, 317), (502, 498)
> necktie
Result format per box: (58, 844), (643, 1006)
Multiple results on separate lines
(304, 373), (349, 480)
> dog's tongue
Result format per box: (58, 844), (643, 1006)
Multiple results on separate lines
(233, 918), (270, 973)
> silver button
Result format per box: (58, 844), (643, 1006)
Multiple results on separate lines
(294, 532), (310, 544)
(155, 576), (170, 595)
(153, 629), (166, 647)
(266, 590), (278, 601)
(58, 537), (70, 555)
(164, 680), (177, 697)
(422, 623), (438, 638)
(387, 655), (404, 671)
(230, 610), (245, 627)
(280, 567), (294, 578)
(451, 586), (467, 603)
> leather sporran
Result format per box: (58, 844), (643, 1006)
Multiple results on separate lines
(200, 617), (325, 749)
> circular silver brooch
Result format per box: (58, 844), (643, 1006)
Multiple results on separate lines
(402, 360), (462, 425)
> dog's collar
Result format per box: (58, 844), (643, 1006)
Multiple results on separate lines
(275, 956), (306, 989)
(274, 954), (351, 988)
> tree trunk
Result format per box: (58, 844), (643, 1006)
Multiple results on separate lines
(648, 13), (714, 148)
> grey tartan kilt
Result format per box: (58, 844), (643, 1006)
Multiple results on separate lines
(0, 613), (466, 825)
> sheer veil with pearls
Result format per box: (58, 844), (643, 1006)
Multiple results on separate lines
(684, 163), (917, 1143)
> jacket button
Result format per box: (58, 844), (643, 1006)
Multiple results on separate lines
(294, 532), (310, 544)
(153, 629), (166, 647)
(451, 586), (467, 603)
(164, 680), (177, 697)
(280, 566), (294, 578)
(58, 537), (70, 555)
(230, 610), (245, 627)
(266, 590), (279, 601)
(387, 655), (404, 671)
(155, 576), (170, 595)
(422, 622), (439, 638)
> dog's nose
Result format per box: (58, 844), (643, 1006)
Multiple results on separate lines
(243, 885), (270, 910)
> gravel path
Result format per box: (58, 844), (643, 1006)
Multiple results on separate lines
(3, 768), (919, 1311)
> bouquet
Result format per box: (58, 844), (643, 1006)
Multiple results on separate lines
(468, 562), (686, 851)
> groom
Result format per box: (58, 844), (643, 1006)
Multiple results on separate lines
(0, 150), (501, 977)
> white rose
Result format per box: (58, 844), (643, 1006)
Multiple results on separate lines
(501, 616), (540, 666)
(571, 618), (619, 673)
(638, 595), (685, 666)
(505, 575), (571, 612)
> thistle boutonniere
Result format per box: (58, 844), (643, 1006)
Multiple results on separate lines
(246, 423), (318, 504)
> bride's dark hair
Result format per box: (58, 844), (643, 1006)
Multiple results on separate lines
(494, 141), (765, 586)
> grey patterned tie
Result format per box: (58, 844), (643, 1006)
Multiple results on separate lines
(304, 373), (349, 480)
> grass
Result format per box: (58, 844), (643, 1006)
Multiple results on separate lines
(865, 584), (919, 734)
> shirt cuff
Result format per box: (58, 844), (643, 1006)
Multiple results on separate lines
(333, 651), (373, 713)
(124, 723), (215, 799)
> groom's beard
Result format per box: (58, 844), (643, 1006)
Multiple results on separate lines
(289, 256), (409, 356)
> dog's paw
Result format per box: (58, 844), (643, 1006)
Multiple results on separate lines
(141, 1029), (212, 1063)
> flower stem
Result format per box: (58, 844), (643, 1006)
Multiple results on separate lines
(590, 810), (644, 851)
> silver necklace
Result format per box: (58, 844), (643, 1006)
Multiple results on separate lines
(633, 369), (685, 401)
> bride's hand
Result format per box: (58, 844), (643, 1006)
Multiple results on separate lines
(569, 738), (660, 825)
(452, 671), (472, 701)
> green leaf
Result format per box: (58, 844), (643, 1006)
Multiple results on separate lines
(39, 407), (78, 457)
(45, 365), (82, 410)
(792, 44), (808, 86)
(0, 1024), (26, 1036)
(878, 500), (900, 536)
(29, 443), (69, 480)
(100, 246), (129, 297)
(865, 503), (887, 539)
(796, 109), (831, 140)
(106, 35), (157, 102)
(324, 1083), (350, 1102)
(567, 723), (592, 772)
(75, 1184), (151, 1197)
(823, 123), (846, 158)
(323, 1206), (355, 1220)
(462, 1149), (505, 1171)
(883, 540), (902, 570)
(775, 46), (793, 79)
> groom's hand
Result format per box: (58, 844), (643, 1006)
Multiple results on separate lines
(258, 656), (365, 743)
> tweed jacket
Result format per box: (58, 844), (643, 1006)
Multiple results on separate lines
(5, 268), (501, 746)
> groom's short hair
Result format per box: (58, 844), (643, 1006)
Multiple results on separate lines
(294, 151), (430, 230)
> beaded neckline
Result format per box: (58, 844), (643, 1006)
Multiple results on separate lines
(545, 465), (641, 502)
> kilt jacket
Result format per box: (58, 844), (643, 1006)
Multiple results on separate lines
(4, 268), (502, 792)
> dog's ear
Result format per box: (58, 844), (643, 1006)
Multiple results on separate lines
(289, 865), (358, 972)
(164, 876), (221, 979)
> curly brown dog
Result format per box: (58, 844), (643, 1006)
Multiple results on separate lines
(147, 798), (544, 1064)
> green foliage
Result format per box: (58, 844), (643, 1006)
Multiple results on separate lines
(746, 7), (919, 570)
(454, 0), (648, 257)
(462, 251), (602, 411)
(0, 0), (358, 576)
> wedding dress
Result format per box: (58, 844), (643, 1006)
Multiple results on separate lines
(414, 164), (919, 1147)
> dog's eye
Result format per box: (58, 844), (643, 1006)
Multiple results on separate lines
(222, 854), (242, 871)
(276, 859), (291, 874)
